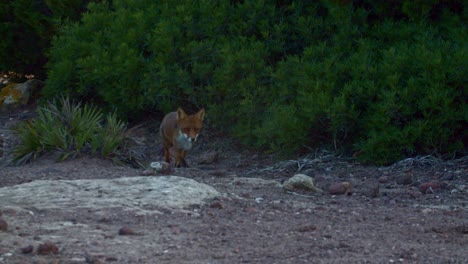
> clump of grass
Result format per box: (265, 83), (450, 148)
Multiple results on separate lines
(11, 97), (144, 166)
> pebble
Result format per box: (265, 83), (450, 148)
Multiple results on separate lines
(198, 150), (219, 164)
(37, 241), (59, 255)
(296, 224), (317, 232)
(378, 176), (389, 184)
(329, 182), (352, 195)
(0, 217), (7, 231)
(408, 189), (422, 199)
(118, 226), (137, 236)
(141, 169), (156, 176)
(21, 245), (34, 254)
(149, 161), (170, 172)
(396, 174), (413, 185)
(362, 183), (379, 198)
(244, 207), (256, 213)
(419, 181), (446, 194)
(209, 201), (224, 209)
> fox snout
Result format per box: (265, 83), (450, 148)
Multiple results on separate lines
(186, 133), (199, 142)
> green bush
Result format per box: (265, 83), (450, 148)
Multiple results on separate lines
(43, 0), (466, 164)
(12, 97), (140, 165)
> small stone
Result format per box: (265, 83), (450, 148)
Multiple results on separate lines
(85, 254), (106, 264)
(21, 245), (34, 254)
(0, 217), (7, 231)
(198, 150), (219, 164)
(329, 182), (352, 195)
(37, 241), (59, 255)
(396, 174), (413, 185)
(149, 161), (170, 172)
(419, 181), (446, 194)
(378, 176), (389, 184)
(240, 192), (251, 198)
(141, 169), (156, 176)
(296, 224), (317, 232)
(209, 201), (224, 209)
(408, 189), (422, 199)
(244, 207), (256, 213)
(118, 226), (136, 236)
(421, 208), (434, 214)
(98, 217), (111, 223)
(362, 183), (379, 198)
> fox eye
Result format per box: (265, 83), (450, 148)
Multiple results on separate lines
(182, 128), (200, 134)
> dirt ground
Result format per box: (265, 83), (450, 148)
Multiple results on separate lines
(0, 106), (467, 264)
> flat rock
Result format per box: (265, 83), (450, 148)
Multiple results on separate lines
(0, 176), (220, 211)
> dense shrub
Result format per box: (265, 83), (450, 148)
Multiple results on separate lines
(43, 0), (466, 164)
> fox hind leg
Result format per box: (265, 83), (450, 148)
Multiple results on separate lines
(162, 142), (171, 164)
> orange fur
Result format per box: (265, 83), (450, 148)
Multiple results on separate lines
(159, 108), (205, 167)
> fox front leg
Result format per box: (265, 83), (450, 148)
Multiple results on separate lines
(174, 149), (189, 168)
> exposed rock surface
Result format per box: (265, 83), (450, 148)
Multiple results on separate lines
(0, 176), (220, 211)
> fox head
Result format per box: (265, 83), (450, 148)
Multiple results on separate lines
(176, 108), (205, 150)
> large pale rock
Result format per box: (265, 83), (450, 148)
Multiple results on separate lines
(0, 176), (220, 211)
(0, 79), (43, 106)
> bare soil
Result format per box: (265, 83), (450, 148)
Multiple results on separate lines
(0, 106), (467, 264)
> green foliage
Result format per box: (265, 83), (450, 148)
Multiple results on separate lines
(43, 0), (466, 164)
(12, 97), (139, 165)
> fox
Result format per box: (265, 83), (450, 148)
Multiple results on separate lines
(159, 108), (205, 167)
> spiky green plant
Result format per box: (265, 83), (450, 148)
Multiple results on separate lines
(89, 113), (145, 166)
(11, 97), (143, 165)
(92, 112), (127, 157)
(45, 98), (103, 154)
(11, 122), (43, 165)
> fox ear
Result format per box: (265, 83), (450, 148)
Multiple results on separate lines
(176, 108), (187, 120)
(196, 108), (205, 121)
